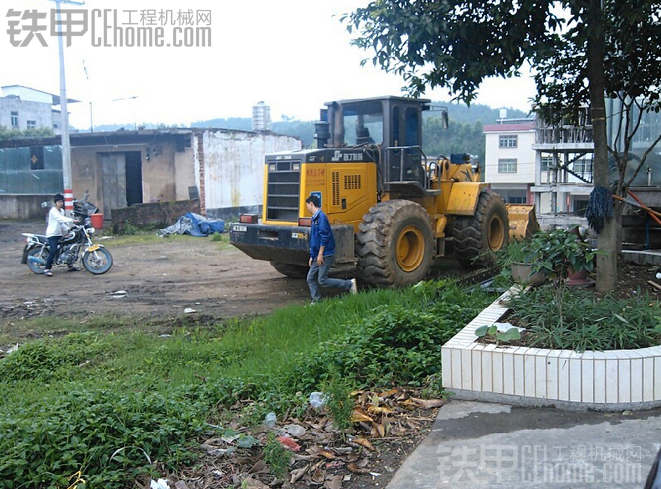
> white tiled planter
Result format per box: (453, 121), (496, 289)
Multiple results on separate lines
(441, 289), (661, 410)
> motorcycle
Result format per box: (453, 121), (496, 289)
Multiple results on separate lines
(21, 197), (113, 275)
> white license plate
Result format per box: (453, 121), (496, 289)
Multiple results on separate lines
(233, 225), (247, 232)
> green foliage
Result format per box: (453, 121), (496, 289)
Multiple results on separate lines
(0, 125), (55, 140)
(262, 432), (290, 479)
(423, 117), (486, 166)
(0, 385), (215, 488)
(321, 377), (355, 432)
(474, 324), (521, 344)
(0, 281), (497, 488)
(525, 227), (597, 282)
(119, 222), (140, 235)
(343, 1), (559, 102)
(508, 287), (661, 351)
(288, 281), (494, 390)
(0, 333), (111, 383)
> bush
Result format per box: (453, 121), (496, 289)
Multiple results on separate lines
(287, 281), (494, 390)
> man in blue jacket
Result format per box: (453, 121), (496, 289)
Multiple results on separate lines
(305, 194), (358, 304)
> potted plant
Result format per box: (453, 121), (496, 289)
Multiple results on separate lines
(496, 240), (546, 286)
(525, 226), (597, 286)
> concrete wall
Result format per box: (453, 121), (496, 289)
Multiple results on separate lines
(142, 141), (177, 203)
(0, 195), (49, 220)
(197, 129), (301, 215)
(174, 143), (196, 201)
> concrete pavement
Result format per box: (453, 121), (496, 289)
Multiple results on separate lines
(387, 400), (661, 488)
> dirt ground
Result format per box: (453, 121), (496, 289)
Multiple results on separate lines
(0, 220), (479, 326)
(0, 220), (315, 325)
(2, 220), (658, 325)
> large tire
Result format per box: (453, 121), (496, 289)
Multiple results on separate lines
(271, 261), (308, 279)
(82, 246), (113, 275)
(26, 247), (48, 274)
(453, 191), (509, 268)
(356, 200), (434, 287)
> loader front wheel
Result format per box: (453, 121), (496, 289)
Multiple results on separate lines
(356, 200), (434, 287)
(453, 191), (509, 269)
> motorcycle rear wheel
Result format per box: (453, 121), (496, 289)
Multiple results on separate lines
(82, 247), (113, 275)
(26, 247), (48, 274)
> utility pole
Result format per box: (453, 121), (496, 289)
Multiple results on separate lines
(43, 0), (84, 213)
(83, 60), (92, 133)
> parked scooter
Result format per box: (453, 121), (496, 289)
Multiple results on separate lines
(21, 196), (113, 275)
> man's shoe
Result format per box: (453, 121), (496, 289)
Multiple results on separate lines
(349, 278), (358, 295)
(44, 270), (53, 277)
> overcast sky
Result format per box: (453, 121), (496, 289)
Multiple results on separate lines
(1, 0), (537, 130)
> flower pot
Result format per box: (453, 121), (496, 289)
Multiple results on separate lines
(511, 262), (546, 286)
(566, 268), (595, 287)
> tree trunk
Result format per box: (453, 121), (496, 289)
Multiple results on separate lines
(585, 0), (617, 292)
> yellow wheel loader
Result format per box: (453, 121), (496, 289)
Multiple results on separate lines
(230, 96), (537, 287)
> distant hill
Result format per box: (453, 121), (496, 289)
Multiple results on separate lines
(192, 101), (528, 166)
(87, 101), (530, 168)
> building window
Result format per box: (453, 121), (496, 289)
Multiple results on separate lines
(10, 112), (18, 128)
(541, 156), (553, 171)
(498, 158), (517, 173)
(30, 146), (44, 170)
(27, 120), (36, 129)
(499, 134), (518, 148)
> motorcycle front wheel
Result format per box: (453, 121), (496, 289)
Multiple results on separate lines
(26, 247), (48, 274)
(82, 247), (113, 275)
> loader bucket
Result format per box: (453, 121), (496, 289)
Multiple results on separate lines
(506, 204), (539, 241)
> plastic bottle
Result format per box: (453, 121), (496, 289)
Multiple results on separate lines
(265, 412), (277, 428)
(309, 392), (326, 409)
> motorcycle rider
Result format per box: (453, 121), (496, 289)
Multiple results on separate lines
(43, 193), (76, 277)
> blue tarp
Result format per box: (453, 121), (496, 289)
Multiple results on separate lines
(159, 212), (225, 237)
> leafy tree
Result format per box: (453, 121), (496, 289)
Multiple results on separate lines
(343, 0), (661, 292)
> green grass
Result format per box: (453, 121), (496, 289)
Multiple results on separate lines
(0, 280), (495, 488)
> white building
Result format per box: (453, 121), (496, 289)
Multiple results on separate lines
(483, 117), (536, 204)
(0, 85), (78, 135)
(484, 113), (595, 219)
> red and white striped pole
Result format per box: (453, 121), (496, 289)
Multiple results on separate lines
(64, 188), (74, 212)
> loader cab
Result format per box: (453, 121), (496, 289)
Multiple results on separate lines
(318, 96), (434, 197)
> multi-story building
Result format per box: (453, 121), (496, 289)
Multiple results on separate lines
(483, 112), (536, 205)
(486, 103), (661, 235)
(0, 85), (76, 135)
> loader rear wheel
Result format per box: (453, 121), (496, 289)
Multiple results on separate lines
(270, 261), (308, 279)
(453, 191), (509, 269)
(356, 200), (434, 287)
